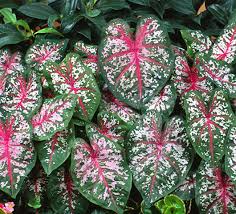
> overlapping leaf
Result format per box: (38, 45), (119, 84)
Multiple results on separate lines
(184, 90), (233, 163)
(99, 16), (174, 109)
(32, 94), (77, 141)
(225, 124), (236, 183)
(128, 111), (193, 206)
(44, 53), (101, 121)
(0, 112), (36, 198)
(25, 38), (68, 72)
(36, 128), (74, 175)
(196, 161), (236, 214)
(0, 72), (42, 117)
(74, 40), (98, 75)
(71, 136), (132, 214)
(47, 167), (88, 214)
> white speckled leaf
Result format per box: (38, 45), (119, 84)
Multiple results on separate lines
(0, 72), (42, 117)
(74, 40), (98, 75)
(142, 84), (177, 116)
(47, 167), (88, 214)
(32, 94), (77, 141)
(44, 53), (101, 121)
(184, 90), (233, 163)
(196, 161), (236, 214)
(128, 111), (193, 206)
(181, 30), (212, 55)
(36, 129), (73, 175)
(198, 56), (236, 97)
(71, 137), (132, 214)
(0, 112), (36, 198)
(172, 47), (214, 99)
(99, 17), (174, 109)
(225, 124), (236, 183)
(25, 39), (68, 72)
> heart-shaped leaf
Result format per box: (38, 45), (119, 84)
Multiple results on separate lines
(142, 84), (177, 116)
(32, 94), (77, 141)
(71, 136), (132, 214)
(36, 129), (74, 175)
(25, 38), (68, 72)
(225, 124), (236, 183)
(198, 56), (236, 98)
(99, 17), (174, 109)
(47, 166), (89, 214)
(128, 111), (193, 206)
(44, 53), (101, 121)
(0, 72), (42, 117)
(0, 112), (36, 198)
(74, 40), (98, 75)
(196, 161), (236, 213)
(184, 90), (233, 163)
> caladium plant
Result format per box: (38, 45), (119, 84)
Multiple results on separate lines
(99, 16), (174, 109)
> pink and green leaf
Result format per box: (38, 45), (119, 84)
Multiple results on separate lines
(25, 38), (68, 72)
(36, 128), (74, 175)
(0, 72), (42, 117)
(71, 137), (132, 214)
(47, 166), (89, 214)
(99, 17), (174, 109)
(32, 94), (77, 141)
(184, 90), (233, 163)
(128, 111), (193, 206)
(44, 53), (101, 121)
(0, 112), (36, 198)
(196, 161), (236, 214)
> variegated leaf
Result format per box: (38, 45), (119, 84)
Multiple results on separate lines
(99, 17), (174, 109)
(71, 137), (132, 214)
(0, 112), (36, 198)
(196, 161), (236, 214)
(128, 111), (193, 206)
(198, 57), (236, 97)
(184, 90), (233, 163)
(47, 166), (88, 214)
(181, 30), (212, 56)
(225, 124), (236, 183)
(36, 129), (73, 175)
(32, 94), (77, 141)
(142, 84), (177, 116)
(74, 40), (98, 75)
(100, 89), (140, 127)
(25, 39), (68, 72)
(173, 171), (196, 200)
(44, 53), (101, 121)
(0, 72), (42, 117)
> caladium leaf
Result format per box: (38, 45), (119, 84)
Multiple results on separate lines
(142, 84), (177, 116)
(71, 137), (132, 214)
(100, 89), (140, 127)
(128, 111), (193, 206)
(225, 124), (236, 183)
(172, 47), (214, 99)
(173, 171), (196, 200)
(0, 72), (42, 117)
(74, 40), (98, 75)
(184, 90), (233, 163)
(32, 94), (77, 141)
(196, 161), (236, 214)
(198, 56), (236, 98)
(99, 17), (174, 109)
(47, 166), (88, 214)
(0, 112), (36, 198)
(181, 30), (212, 56)
(25, 38), (68, 72)
(44, 53), (101, 121)
(36, 128), (74, 175)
